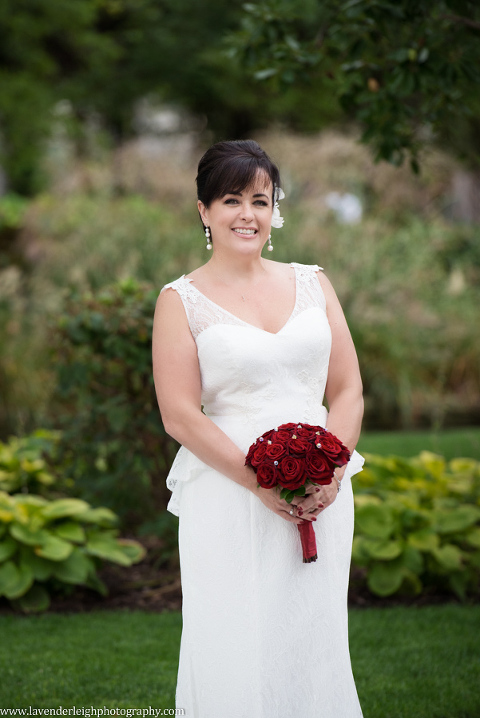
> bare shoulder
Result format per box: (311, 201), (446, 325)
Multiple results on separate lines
(154, 283), (190, 338)
(315, 268), (346, 318)
(315, 266), (335, 294)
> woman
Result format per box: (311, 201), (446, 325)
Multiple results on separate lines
(152, 139), (365, 717)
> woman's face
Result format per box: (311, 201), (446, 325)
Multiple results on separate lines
(198, 172), (273, 257)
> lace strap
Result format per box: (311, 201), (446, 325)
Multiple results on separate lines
(290, 262), (326, 314)
(160, 275), (246, 340)
(160, 275), (199, 336)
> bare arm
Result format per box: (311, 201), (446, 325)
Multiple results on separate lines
(152, 288), (309, 525)
(296, 271), (364, 514)
(320, 270), (364, 462)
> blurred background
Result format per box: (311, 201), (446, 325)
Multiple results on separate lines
(0, 0), (479, 609)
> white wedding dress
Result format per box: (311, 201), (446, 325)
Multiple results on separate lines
(161, 262), (364, 718)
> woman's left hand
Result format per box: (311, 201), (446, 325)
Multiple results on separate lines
(291, 470), (344, 517)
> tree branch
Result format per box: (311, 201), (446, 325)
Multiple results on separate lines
(440, 13), (480, 31)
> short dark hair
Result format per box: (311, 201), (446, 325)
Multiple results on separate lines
(196, 140), (281, 208)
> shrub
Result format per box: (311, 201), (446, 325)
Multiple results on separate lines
(0, 431), (145, 612)
(0, 429), (67, 495)
(49, 278), (176, 530)
(352, 452), (480, 600)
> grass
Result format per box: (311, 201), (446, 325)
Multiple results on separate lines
(357, 426), (480, 461)
(0, 605), (479, 717)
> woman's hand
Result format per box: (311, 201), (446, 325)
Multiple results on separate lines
(253, 485), (316, 525)
(291, 468), (345, 517)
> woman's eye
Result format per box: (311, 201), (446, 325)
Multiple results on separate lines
(254, 200), (268, 206)
(224, 198), (239, 204)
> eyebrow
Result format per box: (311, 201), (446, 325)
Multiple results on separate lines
(225, 191), (269, 199)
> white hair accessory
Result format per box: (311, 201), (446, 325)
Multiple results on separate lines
(271, 187), (285, 229)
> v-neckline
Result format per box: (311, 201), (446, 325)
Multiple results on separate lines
(184, 263), (298, 336)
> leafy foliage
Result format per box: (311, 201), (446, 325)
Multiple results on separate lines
(49, 278), (175, 529)
(352, 451), (480, 599)
(0, 429), (65, 495)
(228, 0), (480, 170)
(0, 431), (145, 612)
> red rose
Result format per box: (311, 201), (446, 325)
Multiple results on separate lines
(316, 433), (350, 466)
(279, 457), (306, 489)
(274, 430), (291, 443)
(278, 422), (297, 432)
(288, 437), (313, 456)
(245, 442), (257, 464)
(296, 425), (317, 440)
(305, 452), (335, 485)
(261, 428), (276, 440)
(265, 442), (287, 461)
(256, 461), (279, 489)
(250, 442), (268, 467)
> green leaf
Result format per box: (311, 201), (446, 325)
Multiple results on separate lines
(75, 507), (118, 526)
(85, 534), (132, 566)
(14, 584), (50, 613)
(9, 523), (48, 547)
(431, 544), (464, 571)
(40, 499), (90, 521)
(52, 548), (93, 584)
(116, 538), (146, 564)
(34, 535), (73, 562)
(367, 561), (405, 597)
(254, 68), (278, 80)
(434, 507), (480, 534)
(84, 571), (108, 596)
(0, 561), (20, 596)
(401, 545), (424, 575)
(20, 549), (55, 581)
(54, 521), (86, 543)
(355, 504), (395, 539)
(0, 535), (17, 562)
(465, 528), (480, 549)
(407, 528), (439, 552)
(0, 559), (34, 599)
(448, 572), (469, 602)
(363, 538), (402, 560)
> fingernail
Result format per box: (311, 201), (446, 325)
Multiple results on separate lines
(311, 517), (317, 521)
(318, 503), (324, 508)
(315, 488), (320, 493)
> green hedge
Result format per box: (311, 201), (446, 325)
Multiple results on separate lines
(352, 452), (480, 600)
(0, 430), (145, 612)
(49, 279), (175, 530)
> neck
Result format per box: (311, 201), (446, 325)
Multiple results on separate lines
(205, 252), (268, 283)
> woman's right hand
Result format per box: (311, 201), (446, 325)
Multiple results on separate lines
(253, 485), (316, 525)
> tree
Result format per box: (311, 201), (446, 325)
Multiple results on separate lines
(227, 0), (480, 172)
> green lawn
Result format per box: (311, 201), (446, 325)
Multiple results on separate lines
(0, 605), (479, 717)
(357, 426), (480, 461)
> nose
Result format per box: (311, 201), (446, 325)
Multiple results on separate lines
(240, 201), (255, 222)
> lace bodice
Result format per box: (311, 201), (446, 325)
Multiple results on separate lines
(161, 263), (336, 517)
(161, 262), (326, 340)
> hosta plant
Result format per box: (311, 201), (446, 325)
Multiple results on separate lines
(0, 490), (145, 612)
(0, 429), (65, 496)
(352, 452), (480, 600)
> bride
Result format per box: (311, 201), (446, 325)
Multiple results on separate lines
(152, 139), (365, 717)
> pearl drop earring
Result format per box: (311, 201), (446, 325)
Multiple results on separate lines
(205, 226), (212, 250)
(267, 234), (273, 252)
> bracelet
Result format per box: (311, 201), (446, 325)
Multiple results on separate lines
(333, 471), (342, 493)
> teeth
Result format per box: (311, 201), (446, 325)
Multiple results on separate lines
(234, 228), (256, 235)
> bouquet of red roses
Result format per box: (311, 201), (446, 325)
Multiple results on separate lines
(245, 422), (350, 563)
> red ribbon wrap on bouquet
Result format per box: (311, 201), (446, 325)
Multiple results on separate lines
(245, 422), (350, 563)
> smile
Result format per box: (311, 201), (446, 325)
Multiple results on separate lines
(232, 228), (257, 235)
